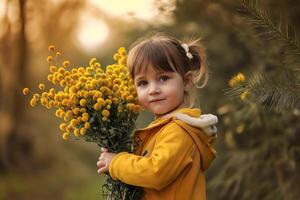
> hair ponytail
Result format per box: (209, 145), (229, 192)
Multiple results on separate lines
(186, 38), (209, 89)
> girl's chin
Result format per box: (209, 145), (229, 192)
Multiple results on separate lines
(151, 108), (173, 117)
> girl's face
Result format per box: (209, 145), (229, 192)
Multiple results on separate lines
(134, 66), (187, 117)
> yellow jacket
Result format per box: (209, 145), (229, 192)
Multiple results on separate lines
(109, 108), (216, 200)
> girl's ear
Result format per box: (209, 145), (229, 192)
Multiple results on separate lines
(183, 71), (194, 92)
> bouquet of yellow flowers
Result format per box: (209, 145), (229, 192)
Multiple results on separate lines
(23, 45), (144, 199)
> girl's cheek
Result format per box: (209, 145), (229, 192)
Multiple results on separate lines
(136, 88), (144, 98)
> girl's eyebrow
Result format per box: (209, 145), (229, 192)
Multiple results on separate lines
(134, 70), (173, 81)
(134, 75), (145, 81)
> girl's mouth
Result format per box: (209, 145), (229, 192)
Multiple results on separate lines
(149, 99), (165, 103)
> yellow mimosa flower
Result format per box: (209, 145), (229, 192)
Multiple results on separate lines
(48, 45), (55, 52)
(59, 123), (67, 131)
(40, 98), (48, 106)
(134, 105), (141, 113)
(94, 63), (101, 68)
(118, 57), (126, 65)
(74, 128), (80, 136)
(71, 68), (78, 74)
(48, 101), (55, 108)
(66, 125), (74, 133)
(22, 88), (30, 95)
(229, 73), (246, 87)
(77, 67), (84, 74)
(41, 92), (48, 98)
(93, 91), (102, 100)
(126, 103), (133, 110)
(113, 68), (120, 75)
(63, 115), (69, 122)
(47, 56), (53, 62)
(33, 93), (40, 99)
(113, 53), (120, 61)
(97, 98), (105, 105)
(47, 74), (54, 81)
(84, 122), (91, 129)
(30, 98), (37, 107)
(63, 61), (70, 68)
(89, 58), (97, 66)
(93, 102), (101, 110)
(39, 83), (45, 90)
(106, 69), (113, 75)
(240, 91), (250, 100)
(64, 71), (71, 77)
(73, 107), (80, 115)
(58, 67), (65, 74)
(55, 109), (61, 117)
(70, 119), (78, 127)
(61, 99), (68, 106)
(79, 77), (87, 83)
(236, 73), (245, 82)
(113, 85), (120, 91)
(52, 78), (59, 85)
(112, 97), (119, 104)
(49, 88), (55, 94)
(119, 72), (125, 79)
(86, 67), (94, 74)
(79, 99), (87, 106)
(102, 109), (110, 118)
(66, 110), (73, 118)
(80, 128), (87, 135)
(62, 132), (69, 140)
(118, 47), (126, 54)
(126, 95), (134, 102)
(105, 99), (112, 105)
(129, 86), (136, 93)
(82, 115), (89, 122)
(49, 65), (57, 73)
(59, 111), (65, 118)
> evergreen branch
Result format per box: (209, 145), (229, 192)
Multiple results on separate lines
(225, 71), (300, 112)
(238, 0), (300, 63)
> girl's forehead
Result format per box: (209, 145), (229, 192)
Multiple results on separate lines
(135, 65), (167, 78)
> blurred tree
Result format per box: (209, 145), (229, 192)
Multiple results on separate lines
(0, 0), (84, 171)
(210, 0), (300, 199)
(0, 0), (30, 170)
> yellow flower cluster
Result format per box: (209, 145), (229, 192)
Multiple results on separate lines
(228, 73), (246, 87)
(240, 91), (250, 100)
(23, 45), (140, 140)
(228, 72), (250, 100)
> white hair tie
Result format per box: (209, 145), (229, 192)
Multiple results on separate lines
(181, 43), (193, 60)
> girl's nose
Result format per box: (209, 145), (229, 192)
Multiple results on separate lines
(148, 83), (161, 95)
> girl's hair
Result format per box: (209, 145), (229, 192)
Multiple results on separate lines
(127, 32), (209, 108)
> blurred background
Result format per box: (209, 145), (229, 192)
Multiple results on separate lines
(0, 0), (299, 199)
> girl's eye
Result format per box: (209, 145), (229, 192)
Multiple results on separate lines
(160, 75), (169, 82)
(137, 80), (148, 87)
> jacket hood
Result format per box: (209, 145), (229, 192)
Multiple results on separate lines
(136, 107), (217, 171)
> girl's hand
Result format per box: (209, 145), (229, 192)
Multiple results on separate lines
(97, 148), (117, 174)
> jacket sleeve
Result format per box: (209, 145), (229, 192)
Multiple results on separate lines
(108, 122), (195, 190)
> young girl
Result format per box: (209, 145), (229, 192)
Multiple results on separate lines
(97, 32), (218, 200)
